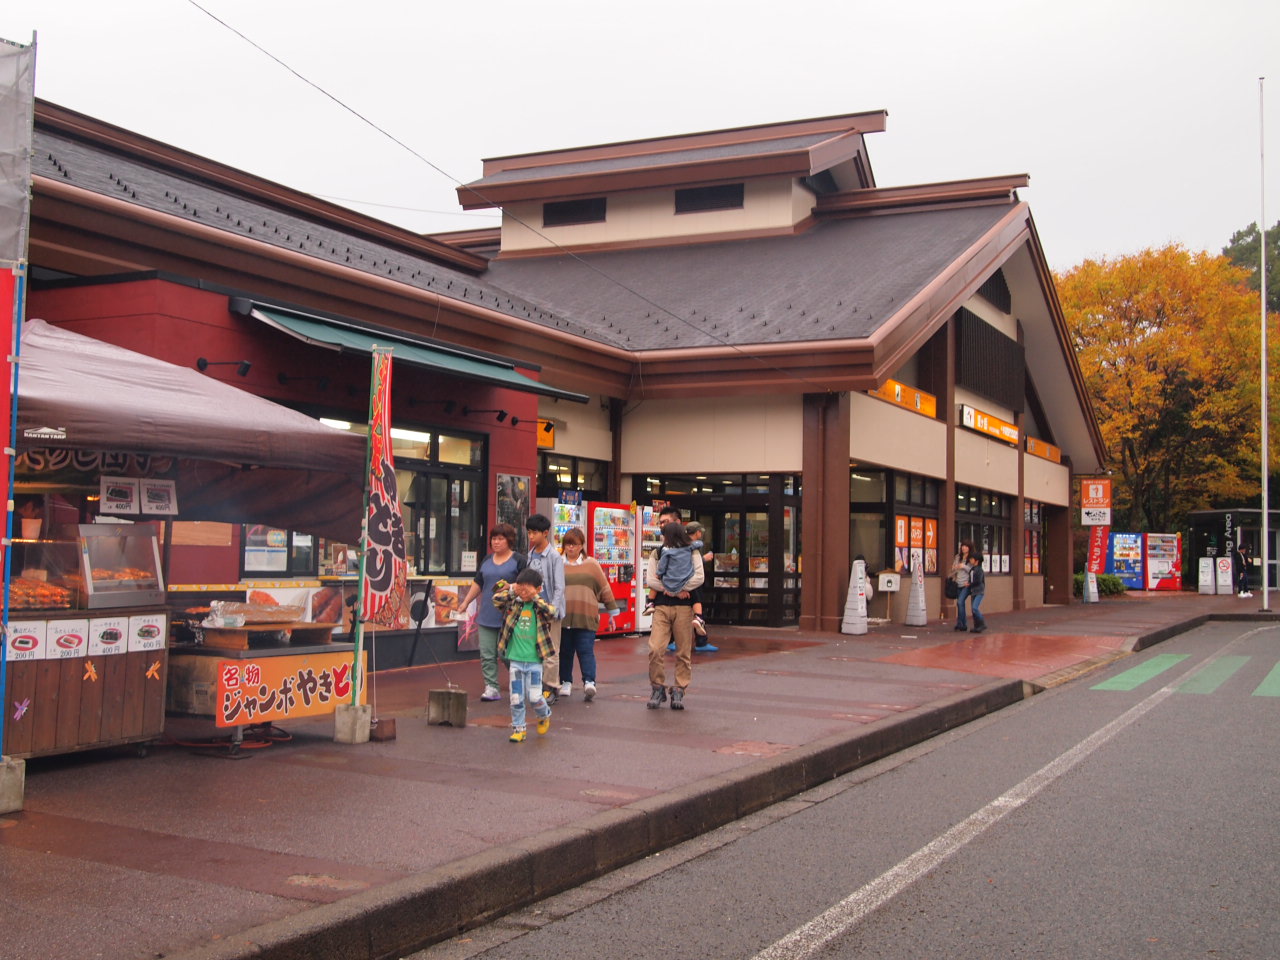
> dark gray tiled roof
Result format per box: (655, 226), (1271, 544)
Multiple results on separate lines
(482, 203), (1011, 350)
(469, 132), (832, 187)
(33, 129), (622, 347)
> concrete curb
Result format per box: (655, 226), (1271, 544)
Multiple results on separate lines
(167, 679), (1027, 960)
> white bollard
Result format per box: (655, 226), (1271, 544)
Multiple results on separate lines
(905, 556), (927, 626)
(1082, 571), (1099, 603)
(840, 559), (869, 635)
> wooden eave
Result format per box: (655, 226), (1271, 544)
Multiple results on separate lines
(478, 110), (888, 175)
(815, 175), (1029, 217)
(30, 174), (633, 400)
(36, 99), (489, 275)
(458, 112), (888, 210)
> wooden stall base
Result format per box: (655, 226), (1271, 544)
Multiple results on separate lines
(200, 622), (340, 650)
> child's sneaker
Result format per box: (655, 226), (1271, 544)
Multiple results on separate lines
(583, 681), (596, 701)
(481, 685), (501, 701)
(536, 715), (551, 735)
(692, 616), (707, 637)
(509, 729), (526, 743)
(642, 602), (655, 615)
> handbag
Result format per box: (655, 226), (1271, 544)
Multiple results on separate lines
(944, 577), (959, 600)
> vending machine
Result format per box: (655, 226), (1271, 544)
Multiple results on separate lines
(535, 497), (585, 549)
(1144, 532), (1182, 591)
(1105, 532), (1145, 590)
(587, 502), (636, 634)
(633, 504), (665, 632)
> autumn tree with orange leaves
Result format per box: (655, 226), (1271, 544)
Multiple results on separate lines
(1056, 245), (1272, 533)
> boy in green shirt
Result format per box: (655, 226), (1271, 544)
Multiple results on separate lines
(493, 567), (556, 742)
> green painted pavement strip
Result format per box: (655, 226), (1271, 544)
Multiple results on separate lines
(1091, 653), (1189, 691)
(1176, 655), (1250, 694)
(1252, 662), (1280, 697)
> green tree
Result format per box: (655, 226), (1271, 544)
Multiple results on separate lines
(1223, 220), (1280, 314)
(1056, 246), (1266, 532)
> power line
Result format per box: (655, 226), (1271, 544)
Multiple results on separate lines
(184, 0), (834, 389)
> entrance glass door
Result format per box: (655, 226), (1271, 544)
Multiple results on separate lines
(702, 510), (794, 625)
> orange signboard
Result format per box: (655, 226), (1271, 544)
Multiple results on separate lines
(960, 404), (1019, 445)
(1026, 436), (1062, 463)
(1081, 478), (1112, 526)
(216, 650), (366, 727)
(872, 379), (938, 419)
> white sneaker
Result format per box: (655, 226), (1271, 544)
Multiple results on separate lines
(480, 685), (501, 701)
(583, 682), (596, 702)
(558, 682), (572, 698)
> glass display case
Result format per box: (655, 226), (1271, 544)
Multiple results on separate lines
(77, 523), (165, 609)
(9, 538), (80, 611)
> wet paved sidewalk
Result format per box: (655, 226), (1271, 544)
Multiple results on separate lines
(0, 590), (1269, 960)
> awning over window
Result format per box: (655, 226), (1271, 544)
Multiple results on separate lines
(230, 298), (588, 403)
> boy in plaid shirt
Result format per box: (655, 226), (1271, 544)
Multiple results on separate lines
(493, 567), (556, 742)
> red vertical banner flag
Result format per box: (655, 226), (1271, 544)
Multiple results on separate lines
(360, 351), (407, 625)
(1086, 526), (1110, 576)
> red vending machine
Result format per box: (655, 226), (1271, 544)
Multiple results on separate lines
(1143, 533), (1182, 591)
(587, 502), (636, 634)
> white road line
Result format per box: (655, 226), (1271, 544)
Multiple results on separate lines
(748, 632), (1267, 960)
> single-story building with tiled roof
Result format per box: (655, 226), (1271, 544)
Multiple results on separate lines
(20, 102), (1103, 652)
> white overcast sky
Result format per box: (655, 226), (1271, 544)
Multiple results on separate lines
(2, 0), (1277, 271)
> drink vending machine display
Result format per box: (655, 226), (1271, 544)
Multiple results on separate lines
(1144, 532), (1182, 591)
(587, 502), (636, 634)
(633, 505), (665, 632)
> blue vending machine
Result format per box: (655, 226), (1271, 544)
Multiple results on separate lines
(1105, 532), (1145, 589)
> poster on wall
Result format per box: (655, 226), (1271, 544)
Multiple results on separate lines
(497, 474), (532, 550)
(894, 515), (910, 572)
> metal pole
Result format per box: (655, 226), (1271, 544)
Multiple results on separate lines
(1260, 77), (1270, 611)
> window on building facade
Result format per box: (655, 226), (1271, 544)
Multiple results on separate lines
(537, 453), (609, 500)
(543, 197), (607, 227)
(674, 183), (745, 214)
(1024, 499), (1043, 574)
(956, 483), (1013, 574)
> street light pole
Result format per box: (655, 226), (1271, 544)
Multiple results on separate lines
(1261, 76), (1270, 612)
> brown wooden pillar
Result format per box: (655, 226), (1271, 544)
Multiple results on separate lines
(939, 317), (957, 617)
(608, 397), (623, 503)
(800, 392), (851, 632)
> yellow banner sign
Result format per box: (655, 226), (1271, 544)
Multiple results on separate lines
(215, 650), (366, 728)
(960, 404), (1019, 445)
(872, 380), (937, 419)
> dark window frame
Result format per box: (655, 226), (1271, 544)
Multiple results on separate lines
(675, 183), (745, 214)
(543, 197), (607, 227)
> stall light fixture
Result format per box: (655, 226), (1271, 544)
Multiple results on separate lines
(541, 420), (555, 434)
(278, 372), (330, 390)
(462, 406), (509, 423)
(196, 357), (251, 377)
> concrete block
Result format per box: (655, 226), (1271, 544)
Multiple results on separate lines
(333, 703), (371, 744)
(427, 688), (468, 727)
(0, 756), (24, 814)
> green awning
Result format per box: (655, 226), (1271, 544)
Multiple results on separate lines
(230, 298), (587, 403)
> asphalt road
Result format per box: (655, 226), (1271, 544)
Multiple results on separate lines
(406, 621), (1280, 960)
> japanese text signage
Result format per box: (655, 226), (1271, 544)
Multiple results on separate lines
(216, 651), (366, 727)
(960, 404), (1019, 445)
(873, 379), (938, 419)
(1081, 479), (1112, 526)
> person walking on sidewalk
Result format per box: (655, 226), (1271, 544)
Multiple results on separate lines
(457, 524), (526, 702)
(951, 540), (975, 631)
(966, 552), (987, 633)
(493, 567), (555, 743)
(1237, 542), (1254, 598)
(644, 522), (705, 710)
(558, 526), (618, 701)
(525, 513), (566, 703)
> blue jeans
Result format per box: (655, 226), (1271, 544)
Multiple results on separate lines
(508, 660), (551, 732)
(954, 585), (971, 629)
(560, 627), (598, 684)
(969, 591), (985, 629)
